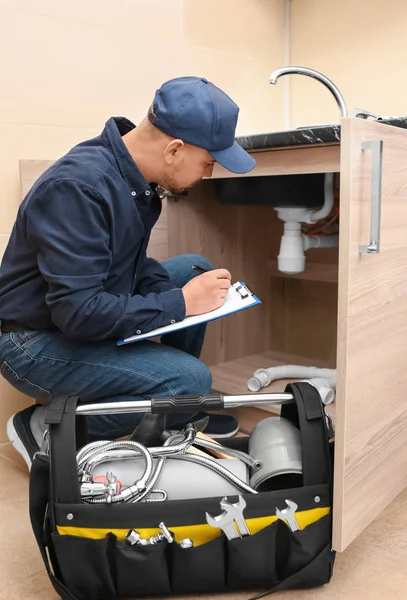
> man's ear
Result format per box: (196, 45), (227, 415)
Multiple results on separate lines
(164, 139), (184, 165)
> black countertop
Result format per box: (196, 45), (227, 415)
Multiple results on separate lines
(236, 117), (407, 151)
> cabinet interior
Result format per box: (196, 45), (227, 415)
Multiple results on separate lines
(167, 173), (339, 419)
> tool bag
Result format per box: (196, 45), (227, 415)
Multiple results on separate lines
(29, 382), (335, 600)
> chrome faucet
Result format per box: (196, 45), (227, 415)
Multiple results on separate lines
(269, 66), (348, 119)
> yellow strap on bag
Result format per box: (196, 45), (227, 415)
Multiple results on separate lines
(57, 506), (330, 547)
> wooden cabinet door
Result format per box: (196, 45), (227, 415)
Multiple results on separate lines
(334, 118), (407, 551)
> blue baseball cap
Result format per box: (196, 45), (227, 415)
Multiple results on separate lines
(148, 76), (256, 174)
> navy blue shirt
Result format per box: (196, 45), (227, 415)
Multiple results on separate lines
(0, 117), (186, 341)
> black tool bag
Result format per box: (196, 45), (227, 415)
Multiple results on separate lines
(29, 382), (335, 600)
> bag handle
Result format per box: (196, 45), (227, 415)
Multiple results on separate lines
(45, 396), (83, 504)
(281, 382), (333, 487)
(29, 454), (83, 600)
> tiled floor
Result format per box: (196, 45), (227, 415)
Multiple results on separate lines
(0, 441), (406, 600)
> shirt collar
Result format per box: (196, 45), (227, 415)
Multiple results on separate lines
(101, 116), (155, 197)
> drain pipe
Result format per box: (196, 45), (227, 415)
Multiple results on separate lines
(299, 377), (336, 405)
(302, 233), (339, 251)
(275, 173), (338, 274)
(248, 366), (336, 405)
(309, 173), (335, 222)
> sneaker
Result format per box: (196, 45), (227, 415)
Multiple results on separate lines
(7, 405), (40, 471)
(204, 413), (239, 439)
(173, 412), (239, 439)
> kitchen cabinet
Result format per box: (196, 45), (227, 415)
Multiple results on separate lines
(166, 117), (407, 552)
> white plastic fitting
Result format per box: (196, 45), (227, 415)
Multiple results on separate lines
(275, 173), (337, 274)
(276, 228), (339, 274)
(309, 173), (335, 223)
(299, 378), (336, 405)
(277, 221), (305, 274)
(248, 365), (336, 393)
(302, 234), (339, 251)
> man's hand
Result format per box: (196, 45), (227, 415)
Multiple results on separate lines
(182, 269), (232, 316)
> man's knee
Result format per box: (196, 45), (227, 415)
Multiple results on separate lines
(161, 254), (214, 288)
(179, 254), (214, 285)
(177, 358), (212, 395)
(187, 254), (213, 271)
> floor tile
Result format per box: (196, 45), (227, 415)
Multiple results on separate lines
(0, 572), (58, 600)
(0, 440), (31, 472)
(0, 493), (46, 584)
(0, 453), (29, 500)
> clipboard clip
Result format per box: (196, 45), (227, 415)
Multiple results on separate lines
(235, 284), (253, 299)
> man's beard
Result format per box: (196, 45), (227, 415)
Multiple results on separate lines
(168, 185), (186, 195)
(163, 175), (201, 196)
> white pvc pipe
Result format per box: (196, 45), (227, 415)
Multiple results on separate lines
(275, 173), (338, 274)
(278, 221), (305, 273)
(300, 378), (336, 405)
(302, 233), (339, 251)
(309, 173), (334, 223)
(248, 365), (336, 393)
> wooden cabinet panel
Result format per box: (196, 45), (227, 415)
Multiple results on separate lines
(333, 118), (407, 551)
(211, 144), (340, 179)
(167, 184), (276, 365)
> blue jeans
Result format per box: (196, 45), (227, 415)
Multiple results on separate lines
(0, 254), (213, 439)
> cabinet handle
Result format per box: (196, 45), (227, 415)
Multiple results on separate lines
(359, 139), (383, 254)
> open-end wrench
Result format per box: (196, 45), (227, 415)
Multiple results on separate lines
(275, 499), (300, 532)
(205, 507), (240, 540)
(220, 496), (250, 537)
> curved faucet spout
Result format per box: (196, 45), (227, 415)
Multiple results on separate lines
(269, 66), (347, 118)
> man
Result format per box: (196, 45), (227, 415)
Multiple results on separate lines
(0, 76), (256, 469)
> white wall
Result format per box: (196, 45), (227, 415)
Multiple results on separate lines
(290, 0), (407, 127)
(0, 0), (286, 439)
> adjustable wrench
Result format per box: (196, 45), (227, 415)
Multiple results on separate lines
(275, 499), (300, 532)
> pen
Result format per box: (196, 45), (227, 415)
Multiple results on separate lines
(191, 264), (210, 274)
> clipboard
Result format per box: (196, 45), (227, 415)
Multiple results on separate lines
(117, 281), (261, 346)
